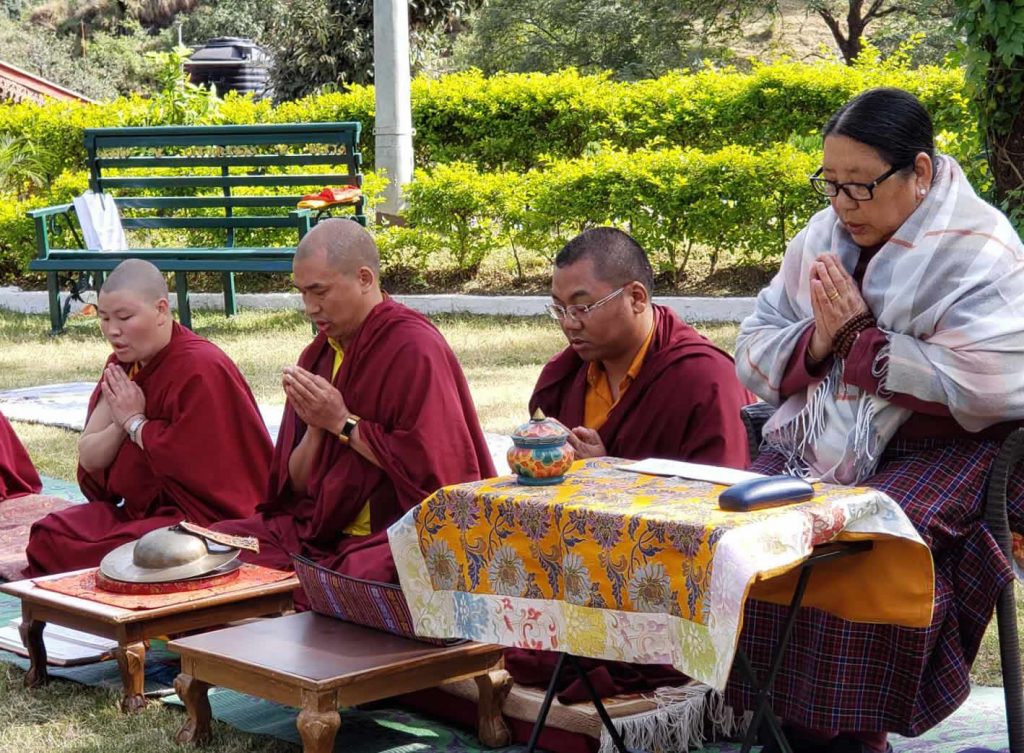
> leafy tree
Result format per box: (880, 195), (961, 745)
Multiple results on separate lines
(176, 0), (283, 45)
(453, 0), (767, 79)
(866, 1), (959, 66)
(955, 0), (1024, 227)
(779, 1), (956, 65)
(269, 0), (481, 102)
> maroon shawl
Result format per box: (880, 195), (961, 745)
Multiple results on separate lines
(262, 298), (496, 574)
(0, 411), (41, 500)
(78, 322), (273, 523)
(530, 304), (753, 468)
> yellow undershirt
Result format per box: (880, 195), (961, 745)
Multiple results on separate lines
(583, 322), (656, 431)
(327, 337), (371, 537)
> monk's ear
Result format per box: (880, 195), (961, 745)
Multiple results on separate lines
(628, 281), (649, 313)
(154, 297), (170, 321)
(356, 265), (376, 291)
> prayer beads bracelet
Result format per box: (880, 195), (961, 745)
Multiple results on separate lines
(833, 312), (877, 360)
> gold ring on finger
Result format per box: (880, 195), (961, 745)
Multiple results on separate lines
(827, 291), (840, 301)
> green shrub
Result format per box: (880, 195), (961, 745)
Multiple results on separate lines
(401, 144), (822, 279)
(0, 60), (976, 175)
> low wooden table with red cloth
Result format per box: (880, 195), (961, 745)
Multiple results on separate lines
(389, 458), (936, 692)
(0, 567), (299, 713)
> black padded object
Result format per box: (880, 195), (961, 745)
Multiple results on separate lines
(719, 475), (815, 512)
(984, 428), (1024, 753)
(741, 402), (778, 461)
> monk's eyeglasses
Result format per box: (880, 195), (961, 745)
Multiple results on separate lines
(546, 286), (627, 322)
(809, 163), (911, 201)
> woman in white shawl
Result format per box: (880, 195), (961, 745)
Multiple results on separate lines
(733, 88), (1024, 753)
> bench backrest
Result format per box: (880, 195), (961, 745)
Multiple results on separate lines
(83, 122), (365, 245)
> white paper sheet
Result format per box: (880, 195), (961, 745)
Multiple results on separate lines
(617, 458), (765, 486)
(0, 619), (117, 666)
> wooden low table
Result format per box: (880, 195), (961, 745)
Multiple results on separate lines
(169, 612), (510, 753)
(0, 569), (299, 712)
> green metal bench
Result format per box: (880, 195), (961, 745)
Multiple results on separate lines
(28, 122), (366, 334)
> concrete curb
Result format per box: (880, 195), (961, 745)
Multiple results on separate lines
(0, 287), (756, 323)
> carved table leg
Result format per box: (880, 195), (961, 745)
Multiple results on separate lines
(475, 669), (513, 747)
(19, 618), (48, 688)
(174, 673), (213, 746)
(297, 708), (341, 753)
(114, 641), (147, 713)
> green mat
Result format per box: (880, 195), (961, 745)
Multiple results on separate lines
(163, 690), (530, 753)
(39, 475), (86, 503)
(0, 590), (1011, 752)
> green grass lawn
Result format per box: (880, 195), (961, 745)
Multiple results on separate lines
(0, 307), (1018, 752)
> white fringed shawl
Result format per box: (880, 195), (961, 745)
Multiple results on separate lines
(736, 156), (1024, 484)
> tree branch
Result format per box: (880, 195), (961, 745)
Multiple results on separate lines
(816, 7), (848, 48)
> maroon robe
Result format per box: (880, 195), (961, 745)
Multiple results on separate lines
(531, 304), (753, 467)
(215, 298), (496, 591)
(508, 305), (755, 701)
(0, 411), (41, 501)
(24, 323), (273, 576)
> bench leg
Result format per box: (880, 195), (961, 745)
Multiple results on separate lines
(19, 617), (48, 688)
(115, 640), (147, 713)
(221, 272), (237, 317)
(297, 708), (341, 753)
(174, 272), (193, 331)
(174, 672), (213, 746)
(46, 272), (63, 335)
(475, 669), (512, 747)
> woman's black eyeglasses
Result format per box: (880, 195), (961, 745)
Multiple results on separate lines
(809, 163), (911, 201)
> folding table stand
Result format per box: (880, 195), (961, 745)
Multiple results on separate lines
(524, 540), (874, 753)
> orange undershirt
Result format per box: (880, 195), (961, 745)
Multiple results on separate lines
(583, 322), (656, 431)
(327, 337), (371, 537)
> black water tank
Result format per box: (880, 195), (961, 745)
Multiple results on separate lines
(186, 37), (272, 99)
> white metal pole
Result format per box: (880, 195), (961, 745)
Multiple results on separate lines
(373, 0), (414, 218)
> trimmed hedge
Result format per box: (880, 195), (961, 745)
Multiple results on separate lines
(0, 61), (987, 287)
(385, 144), (823, 281)
(0, 61), (977, 175)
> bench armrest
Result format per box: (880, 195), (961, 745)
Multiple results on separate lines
(289, 208), (314, 239)
(26, 203), (74, 219)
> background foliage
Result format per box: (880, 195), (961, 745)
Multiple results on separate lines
(0, 58), (985, 291)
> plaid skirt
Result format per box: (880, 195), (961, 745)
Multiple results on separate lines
(726, 438), (1022, 736)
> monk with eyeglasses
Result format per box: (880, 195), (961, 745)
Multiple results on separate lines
(530, 226), (753, 467)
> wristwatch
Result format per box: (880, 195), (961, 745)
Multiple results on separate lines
(125, 415), (146, 445)
(338, 414), (361, 445)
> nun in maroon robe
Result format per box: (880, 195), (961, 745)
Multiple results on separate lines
(24, 323), (273, 576)
(0, 411), (41, 500)
(214, 297), (496, 591)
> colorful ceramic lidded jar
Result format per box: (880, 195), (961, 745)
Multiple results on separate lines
(508, 409), (575, 485)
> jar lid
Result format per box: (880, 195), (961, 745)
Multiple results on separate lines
(511, 409), (570, 444)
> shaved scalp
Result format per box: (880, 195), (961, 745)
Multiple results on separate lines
(555, 227), (655, 292)
(295, 219), (380, 276)
(100, 259), (169, 302)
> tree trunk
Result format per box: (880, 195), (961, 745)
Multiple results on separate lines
(987, 103), (1024, 212)
(814, 0), (900, 65)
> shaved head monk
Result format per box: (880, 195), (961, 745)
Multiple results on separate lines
(532, 227), (753, 465)
(24, 259), (273, 576)
(0, 411), (41, 500)
(214, 220), (495, 594)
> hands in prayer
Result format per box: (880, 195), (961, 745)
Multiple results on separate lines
(283, 366), (349, 434)
(100, 363), (146, 428)
(567, 426), (606, 459)
(808, 254), (870, 361)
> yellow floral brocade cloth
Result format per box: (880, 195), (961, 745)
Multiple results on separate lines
(388, 458), (934, 690)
